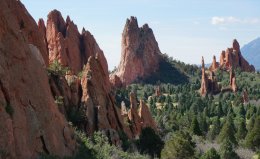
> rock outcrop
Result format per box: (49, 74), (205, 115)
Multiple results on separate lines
(112, 16), (162, 86)
(0, 0), (76, 158)
(200, 57), (221, 96)
(127, 92), (142, 137)
(46, 10), (108, 75)
(218, 39), (255, 72)
(209, 55), (219, 71)
(139, 100), (157, 130)
(80, 56), (133, 141)
(229, 68), (237, 92)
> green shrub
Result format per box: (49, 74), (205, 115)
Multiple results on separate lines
(47, 60), (69, 76)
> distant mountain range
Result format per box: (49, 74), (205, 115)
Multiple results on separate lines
(241, 37), (260, 71)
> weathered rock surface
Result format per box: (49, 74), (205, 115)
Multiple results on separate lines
(219, 39), (255, 72)
(139, 100), (157, 130)
(113, 17), (162, 86)
(200, 57), (221, 96)
(229, 68), (237, 92)
(0, 0), (76, 158)
(80, 56), (132, 138)
(127, 92), (142, 137)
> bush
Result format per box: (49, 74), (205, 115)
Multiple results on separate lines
(47, 60), (69, 76)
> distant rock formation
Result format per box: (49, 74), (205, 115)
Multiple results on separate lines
(216, 39), (255, 72)
(209, 55), (219, 71)
(112, 16), (162, 86)
(0, 0), (76, 158)
(229, 68), (237, 92)
(200, 57), (221, 96)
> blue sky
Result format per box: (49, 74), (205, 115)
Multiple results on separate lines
(21, 0), (260, 70)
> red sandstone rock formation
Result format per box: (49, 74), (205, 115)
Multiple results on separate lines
(0, 0), (76, 158)
(229, 68), (237, 92)
(113, 17), (162, 86)
(110, 74), (123, 88)
(139, 100), (157, 130)
(200, 57), (221, 96)
(80, 56), (132, 138)
(200, 57), (208, 96)
(209, 55), (219, 71)
(128, 92), (142, 137)
(219, 39), (255, 72)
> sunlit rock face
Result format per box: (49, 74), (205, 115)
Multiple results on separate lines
(0, 0), (76, 158)
(113, 16), (162, 86)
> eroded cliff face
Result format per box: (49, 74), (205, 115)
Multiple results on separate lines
(0, 0), (76, 158)
(113, 17), (162, 86)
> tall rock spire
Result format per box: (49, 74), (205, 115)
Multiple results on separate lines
(112, 16), (162, 86)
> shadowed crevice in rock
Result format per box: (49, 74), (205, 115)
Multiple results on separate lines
(40, 136), (50, 154)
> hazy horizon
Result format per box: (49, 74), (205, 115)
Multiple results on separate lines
(21, 0), (260, 70)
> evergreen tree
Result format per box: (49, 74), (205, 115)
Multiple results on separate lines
(235, 119), (247, 141)
(208, 117), (221, 141)
(200, 148), (220, 159)
(245, 117), (260, 150)
(218, 115), (238, 146)
(137, 127), (164, 158)
(247, 115), (255, 132)
(237, 104), (246, 118)
(161, 131), (195, 159)
(219, 139), (240, 159)
(190, 115), (202, 136)
(215, 102), (224, 117)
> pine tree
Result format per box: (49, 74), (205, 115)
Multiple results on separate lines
(208, 117), (221, 141)
(245, 117), (260, 150)
(247, 115), (255, 132)
(237, 104), (246, 118)
(218, 115), (238, 146)
(200, 147), (220, 159)
(236, 119), (247, 141)
(161, 131), (195, 159)
(219, 139), (240, 159)
(190, 115), (202, 136)
(215, 102), (224, 117)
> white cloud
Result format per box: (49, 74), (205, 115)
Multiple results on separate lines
(211, 16), (260, 25)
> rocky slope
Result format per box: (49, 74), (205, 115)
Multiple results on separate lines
(241, 37), (260, 71)
(0, 0), (76, 158)
(112, 17), (162, 86)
